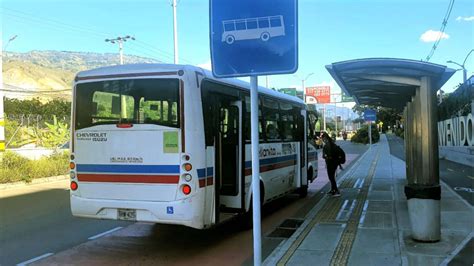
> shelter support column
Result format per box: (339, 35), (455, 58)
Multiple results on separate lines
(404, 76), (441, 242)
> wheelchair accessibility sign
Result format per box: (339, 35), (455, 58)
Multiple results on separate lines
(210, 0), (298, 78)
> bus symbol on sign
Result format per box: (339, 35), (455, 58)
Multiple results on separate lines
(222, 15), (285, 44)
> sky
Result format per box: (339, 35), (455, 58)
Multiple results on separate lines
(1, 0), (473, 104)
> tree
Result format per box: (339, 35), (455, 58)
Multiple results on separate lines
(352, 104), (402, 132)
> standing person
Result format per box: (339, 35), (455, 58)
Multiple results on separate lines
(321, 132), (341, 197)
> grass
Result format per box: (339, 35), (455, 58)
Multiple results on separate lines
(0, 151), (69, 184)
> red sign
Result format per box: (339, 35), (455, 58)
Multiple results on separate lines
(306, 86), (331, 103)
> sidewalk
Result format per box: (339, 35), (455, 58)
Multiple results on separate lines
(265, 135), (473, 266)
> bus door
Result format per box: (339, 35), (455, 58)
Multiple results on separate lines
(217, 100), (243, 212)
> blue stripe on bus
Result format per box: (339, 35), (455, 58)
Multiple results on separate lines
(197, 167), (214, 179)
(77, 164), (180, 174)
(244, 154), (297, 168)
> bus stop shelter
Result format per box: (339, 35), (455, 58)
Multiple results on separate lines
(326, 58), (455, 242)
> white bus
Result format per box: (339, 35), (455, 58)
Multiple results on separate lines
(70, 64), (318, 229)
(222, 15), (285, 44)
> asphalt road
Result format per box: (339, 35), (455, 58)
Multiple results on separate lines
(386, 134), (473, 205)
(0, 181), (131, 266)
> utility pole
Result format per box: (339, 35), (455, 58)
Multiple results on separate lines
(295, 73), (314, 103)
(0, 39), (4, 152)
(447, 49), (473, 84)
(172, 0), (179, 64)
(105, 36), (135, 65)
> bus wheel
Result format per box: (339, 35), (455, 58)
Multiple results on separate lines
(298, 185), (308, 198)
(225, 35), (235, 44)
(307, 167), (313, 182)
(260, 32), (270, 42)
(241, 182), (264, 229)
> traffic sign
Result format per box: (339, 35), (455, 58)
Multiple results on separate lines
(341, 92), (354, 102)
(364, 109), (377, 122)
(210, 0), (298, 77)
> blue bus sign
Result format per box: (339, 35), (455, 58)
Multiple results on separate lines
(210, 0), (298, 78)
(364, 109), (377, 122)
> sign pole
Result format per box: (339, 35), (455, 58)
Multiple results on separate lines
(323, 103), (326, 131)
(369, 121), (372, 147)
(250, 75), (262, 266)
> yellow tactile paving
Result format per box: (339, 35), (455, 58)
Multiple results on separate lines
(330, 152), (380, 266)
(276, 150), (371, 266)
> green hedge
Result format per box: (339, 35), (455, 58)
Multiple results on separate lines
(0, 151), (69, 183)
(394, 128), (405, 139)
(351, 125), (380, 144)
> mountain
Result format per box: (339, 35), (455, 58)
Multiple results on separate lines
(2, 50), (160, 100)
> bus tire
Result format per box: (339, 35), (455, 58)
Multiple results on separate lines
(307, 167), (313, 182)
(242, 182), (264, 229)
(298, 185), (308, 198)
(260, 32), (270, 42)
(225, 35), (235, 44)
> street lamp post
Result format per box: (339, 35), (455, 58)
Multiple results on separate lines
(3, 35), (18, 57)
(171, 0), (179, 64)
(1, 35), (18, 152)
(447, 49), (473, 84)
(105, 36), (135, 65)
(295, 73), (314, 103)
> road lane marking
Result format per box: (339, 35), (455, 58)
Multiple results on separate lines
(453, 187), (474, 193)
(468, 175), (474, 180)
(447, 168), (454, 172)
(88, 227), (123, 240)
(17, 253), (53, 266)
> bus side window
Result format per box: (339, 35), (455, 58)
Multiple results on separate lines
(292, 106), (303, 141)
(279, 102), (294, 141)
(244, 96), (264, 142)
(263, 98), (281, 141)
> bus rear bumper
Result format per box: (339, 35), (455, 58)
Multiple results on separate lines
(70, 194), (205, 229)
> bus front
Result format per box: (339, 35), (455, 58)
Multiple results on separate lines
(69, 71), (203, 228)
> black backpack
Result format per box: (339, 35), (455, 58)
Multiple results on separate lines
(334, 144), (346, 165)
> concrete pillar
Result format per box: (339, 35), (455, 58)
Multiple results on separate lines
(405, 102), (413, 182)
(405, 76), (441, 242)
(414, 89), (422, 184)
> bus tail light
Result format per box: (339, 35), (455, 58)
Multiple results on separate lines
(70, 181), (78, 191)
(183, 163), (192, 171)
(183, 174), (192, 182)
(182, 185), (191, 195)
(116, 123), (133, 128)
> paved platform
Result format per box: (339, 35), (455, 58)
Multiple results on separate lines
(265, 135), (473, 266)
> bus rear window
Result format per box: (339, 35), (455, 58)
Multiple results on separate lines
(75, 78), (180, 130)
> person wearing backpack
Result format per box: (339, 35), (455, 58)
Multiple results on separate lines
(321, 132), (345, 197)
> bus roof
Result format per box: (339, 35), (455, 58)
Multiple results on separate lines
(75, 63), (304, 105)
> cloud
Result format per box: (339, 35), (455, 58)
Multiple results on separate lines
(420, 30), (450, 42)
(456, 16), (474, 21)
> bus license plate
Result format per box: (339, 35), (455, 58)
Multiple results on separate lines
(118, 209), (136, 221)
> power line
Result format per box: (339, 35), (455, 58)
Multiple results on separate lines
(2, 7), (196, 64)
(425, 0), (455, 62)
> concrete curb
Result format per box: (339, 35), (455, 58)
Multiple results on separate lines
(0, 175), (68, 191)
(263, 148), (370, 265)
